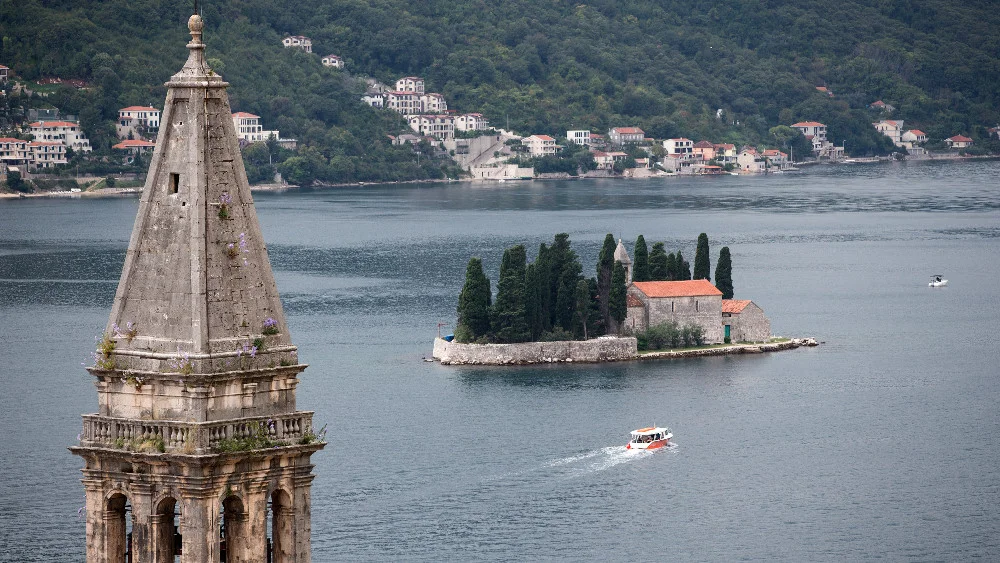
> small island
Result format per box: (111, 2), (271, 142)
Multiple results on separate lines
(432, 233), (817, 365)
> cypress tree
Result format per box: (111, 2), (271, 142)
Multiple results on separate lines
(555, 260), (582, 330)
(715, 246), (734, 299)
(573, 279), (592, 340)
(665, 252), (677, 281)
(587, 277), (603, 336)
(649, 242), (667, 280)
(456, 257), (492, 341)
(596, 234), (616, 328)
(536, 243), (552, 332)
(609, 260), (628, 334)
(491, 245), (530, 343)
(693, 233), (711, 281)
(548, 234), (574, 327)
(633, 235), (650, 282)
(679, 252), (692, 280)
(524, 263), (543, 340)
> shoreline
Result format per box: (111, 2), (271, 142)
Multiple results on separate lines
(4, 154), (996, 200)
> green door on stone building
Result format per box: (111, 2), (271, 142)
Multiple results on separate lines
(725, 324), (731, 340)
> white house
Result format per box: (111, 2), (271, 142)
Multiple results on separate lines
(385, 91), (422, 115)
(455, 113), (489, 132)
(408, 115), (455, 140)
(361, 93), (384, 108)
(28, 141), (67, 168)
(608, 127), (645, 146)
(591, 150), (626, 170)
(117, 106), (160, 139)
(0, 137), (30, 167)
(523, 134), (559, 157)
(0, 65), (9, 82)
(231, 112), (281, 143)
(321, 54), (344, 68)
(395, 77), (425, 94)
(567, 130), (592, 145)
(762, 149), (788, 166)
(663, 138), (693, 158)
(29, 121), (92, 152)
(790, 121), (827, 153)
(945, 135), (973, 149)
(737, 149), (766, 173)
(873, 120), (904, 146)
(282, 36), (312, 52)
(421, 93), (447, 113)
(901, 129), (927, 144)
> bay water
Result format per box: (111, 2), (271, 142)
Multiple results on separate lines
(2, 159), (999, 560)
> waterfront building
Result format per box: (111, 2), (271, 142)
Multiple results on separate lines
(28, 141), (67, 167)
(608, 127), (645, 146)
(28, 120), (92, 152)
(522, 134), (558, 156)
(873, 120), (904, 146)
(722, 299), (771, 343)
(945, 135), (973, 149)
(70, 15), (323, 562)
(625, 280), (725, 343)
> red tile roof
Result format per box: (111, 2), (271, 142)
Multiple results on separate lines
(626, 294), (644, 308)
(693, 140), (714, 148)
(120, 106), (158, 112)
(948, 135), (973, 142)
(29, 141), (63, 146)
(531, 135), (555, 141)
(908, 129), (926, 136)
(722, 299), (752, 314)
(30, 121), (78, 128)
(613, 127), (644, 134)
(632, 280), (722, 298)
(0, 137), (25, 143)
(113, 139), (155, 149)
(232, 112), (260, 118)
(791, 121), (825, 127)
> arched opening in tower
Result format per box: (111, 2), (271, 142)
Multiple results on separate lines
(154, 496), (181, 561)
(269, 489), (294, 563)
(106, 493), (133, 563)
(220, 495), (247, 563)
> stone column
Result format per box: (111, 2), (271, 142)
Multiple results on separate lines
(292, 473), (316, 562)
(83, 479), (107, 563)
(179, 490), (217, 563)
(129, 483), (154, 563)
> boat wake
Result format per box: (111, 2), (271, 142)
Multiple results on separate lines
(543, 444), (677, 478)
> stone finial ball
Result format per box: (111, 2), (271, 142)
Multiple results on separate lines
(188, 14), (204, 33)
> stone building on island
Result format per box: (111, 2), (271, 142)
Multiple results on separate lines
(70, 14), (323, 563)
(722, 299), (771, 343)
(626, 280), (726, 343)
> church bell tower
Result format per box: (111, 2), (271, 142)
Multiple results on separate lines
(71, 14), (324, 562)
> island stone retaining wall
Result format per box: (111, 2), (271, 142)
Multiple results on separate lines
(432, 337), (638, 365)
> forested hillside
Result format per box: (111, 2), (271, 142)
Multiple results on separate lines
(2, 0), (998, 181)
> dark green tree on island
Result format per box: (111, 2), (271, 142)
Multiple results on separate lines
(649, 242), (667, 280)
(694, 233), (711, 281)
(609, 261), (628, 334)
(596, 234), (616, 330)
(715, 246), (734, 299)
(492, 245), (530, 343)
(633, 235), (650, 282)
(456, 257), (492, 342)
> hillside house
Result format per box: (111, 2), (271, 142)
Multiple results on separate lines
(408, 115), (455, 140)
(663, 138), (694, 159)
(625, 280), (725, 343)
(608, 127), (645, 146)
(722, 300), (771, 343)
(523, 134), (558, 157)
(901, 130), (927, 145)
(456, 113), (489, 132)
(815, 86), (833, 97)
(321, 54), (344, 68)
(0, 65), (9, 82)
(395, 77), (425, 94)
(231, 112), (281, 144)
(29, 121), (91, 152)
(737, 148), (766, 173)
(869, 100), (896, 112)
(567, 130), (591, 145)
(112, 139), (156, 155)
(421, 93), (447, 113)
(385, 91), (422, 115)
(987, 126), (999, 139)
(945, 135), (973, 149)
(790, 121), (827, 153)
(873, 120), (904, 146)
(282, 36), (312, 52)
(361, 93), (384, 108)
(0, 137), (30, 167)
(117, 106), (160, 139)
(692, 140), (716, 161)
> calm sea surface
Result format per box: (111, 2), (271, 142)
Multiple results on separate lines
(2, 159), (999, 561)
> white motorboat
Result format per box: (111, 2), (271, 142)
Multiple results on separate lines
(626, 426), (672, 450)
(929, 275), (948, 287)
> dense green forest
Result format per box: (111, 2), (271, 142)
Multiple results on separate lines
(2, 0), (998, 182)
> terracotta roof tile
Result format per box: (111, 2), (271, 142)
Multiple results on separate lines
(120, 106), (158, 112)
(632, 280), (722, 298)
(722, 299), (752, 313)
(231, 112), (259, 118)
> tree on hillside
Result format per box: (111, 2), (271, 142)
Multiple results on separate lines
(596, 233), (616, 329)
(456, 257), (491, 342)
(633, 235), (650, 282)
(676, 250), (692, 280)
(715, 246), (734, 299)
(693, 233), (711, 281)
(491, 245), (529, 343)
(649, 242), (667, 280)
(609, 261), (628, 334)
(665, 252), (677, 281)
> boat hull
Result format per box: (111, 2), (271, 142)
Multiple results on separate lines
(929, 280), (948, 287)
(627, 438), (670, 450)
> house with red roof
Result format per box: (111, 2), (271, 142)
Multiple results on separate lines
(873, 120), (905, 146)
(523, 134), (558, 156)
(625, 279), (725, 342)
(868, 100), (896, 112)
(945, 135), (973, 149)
(692, 140), (716, 161)
(117, 106), (160, 139)
(901, 130), (927, 145)
(29, 120), (92, 152)
(608, 127), (645, 146)
(112, 139), (156, 155)
(722, 299), (771, 343)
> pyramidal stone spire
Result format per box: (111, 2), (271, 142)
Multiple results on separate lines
(72, 16), (323, 563)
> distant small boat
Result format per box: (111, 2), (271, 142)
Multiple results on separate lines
(929, 275), (948, 288)
(626, 426), (672, 450)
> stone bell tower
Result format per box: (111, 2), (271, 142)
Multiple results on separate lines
(70, 14), (324, 563)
